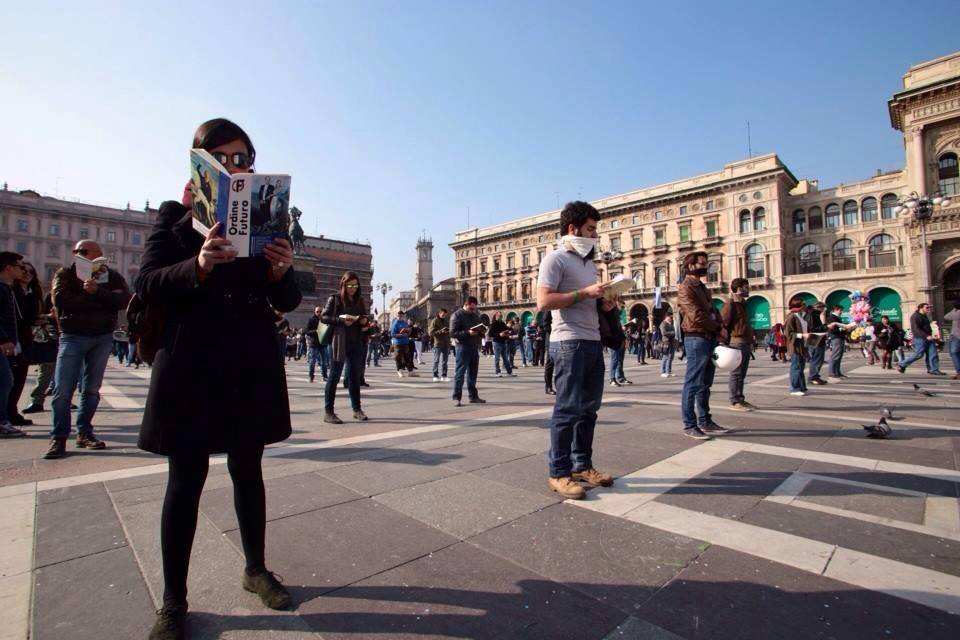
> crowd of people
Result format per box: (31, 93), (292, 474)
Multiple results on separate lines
(4, 119), (958, 640)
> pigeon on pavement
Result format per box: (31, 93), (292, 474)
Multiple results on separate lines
(913, 383), (937, 397)
(862, 417), (892, 439)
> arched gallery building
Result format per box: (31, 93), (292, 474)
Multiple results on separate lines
(450, 51), (960, 335)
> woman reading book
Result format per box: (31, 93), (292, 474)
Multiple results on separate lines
(320, 270), (370, 423)
(136, 118), (300, 640)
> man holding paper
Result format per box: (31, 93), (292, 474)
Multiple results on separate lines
(449, 296), (486, 406)
(45, 240), (131, 459)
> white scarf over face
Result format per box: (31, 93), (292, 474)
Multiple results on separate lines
(559, 234), (596, 258)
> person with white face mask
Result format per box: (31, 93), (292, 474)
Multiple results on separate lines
(537, 201), (616, 500)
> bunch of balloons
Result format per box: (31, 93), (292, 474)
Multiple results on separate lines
(849, 290), (872, 326)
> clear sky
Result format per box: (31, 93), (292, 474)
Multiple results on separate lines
(1, 1), (956, 311)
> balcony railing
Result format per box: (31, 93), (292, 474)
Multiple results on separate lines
(782, 265), (908, 281)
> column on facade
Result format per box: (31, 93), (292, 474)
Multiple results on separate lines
(908, 126), (925, 194)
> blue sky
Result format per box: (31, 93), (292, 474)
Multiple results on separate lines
(1, 1), (955, 311)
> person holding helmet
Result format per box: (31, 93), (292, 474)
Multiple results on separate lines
(677, 251), (728, 440)
(720, 277), (756, 411)
(783, 297), (809, 396)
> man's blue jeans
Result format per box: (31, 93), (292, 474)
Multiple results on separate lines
(432, 346), (449, 378)
(789, 351), (808, 392)
(50, 333), (114, 439)
(807, 342), (826, 381)
(367, 341), (381, 366)
(900, 337), (941, 373)
(0, 353), (14, 423)
(680, 336), (715, 430)
(493, 342), (512, 375)
(524, 337), (534, 362)
(827, 336), (844, 376)
(548, 340), (604, 477)
(660, 346), (675, 374)
(609, 346), (625, 380)
(452, 344), (479, 401)
(517, 340), (528, 365)
(307, 346), (323, 379)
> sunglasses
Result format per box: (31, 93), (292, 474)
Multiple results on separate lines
(346, 284), (360, 289)
(212, 152), (254, 170)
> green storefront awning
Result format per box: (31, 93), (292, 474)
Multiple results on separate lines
(745, 296), (771, 329)
(825, 290), (852, 322)
(795, 292), (818, 307)
(520, 310), (534, 327)
(869, 287), (902, 322)
(712, 298), (725, 313)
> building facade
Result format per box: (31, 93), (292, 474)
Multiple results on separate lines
(0, 187), (154, 289)
(285, 234), (374, 327)
(450, 51), (960, 333)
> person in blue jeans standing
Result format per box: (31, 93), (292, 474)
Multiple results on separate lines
(783, 298), (809, 396)
(538, 201), (617, 500)
(898, 303), (945, 376)
(449, 297), (486, 406)
(305, 305), (329, 382)
(658, 312), (676, 377)
(429, 308), (451, 382)
(45, 240), (131, 459)
(489, 312), (513, 377)
(945, 301), (960, 379)
(677, 251), (728, 441)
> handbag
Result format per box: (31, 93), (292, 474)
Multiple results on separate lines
(318, 295), (340, 346)
(597, 300), (625, 350)
(28, 325), (59, 364)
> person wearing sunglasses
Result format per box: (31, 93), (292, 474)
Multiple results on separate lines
(320, 271), (370, 423)
(8, 261), (42, 427)
(137, 118), (299, 640)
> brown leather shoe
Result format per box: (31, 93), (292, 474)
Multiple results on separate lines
(76, 434), (106, 449)
(572, 468), (614, 487)
(43, 438), (67, 459)
(548, 476), (586, 499)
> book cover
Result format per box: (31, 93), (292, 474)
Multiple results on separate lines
(189, 149), (292, 258)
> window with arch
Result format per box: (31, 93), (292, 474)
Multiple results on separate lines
(880, 194), (898, 220)
(869, 234), (896, 268)
(655, 267), (667, 288)
(842, 200), (858, 226)
(861, 196), (878, 222)
(831, 239), (855, 271)
(753, 207), (766, 231)
(939, 152), (959, 196)
(739, 210), (751, 234)
(798, 243), (820, 274)
(706, 262), (719, 283)
(825, 203), (840, 229)
(808, 206), (823, 231)
(745, 244), (764, 278)
(793, 209), (806, 233)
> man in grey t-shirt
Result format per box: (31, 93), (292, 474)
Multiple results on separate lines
(537, 201), (617, 500)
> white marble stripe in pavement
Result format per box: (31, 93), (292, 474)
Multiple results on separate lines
(620, 501), (960, 615)
(0, 486), (36, 640)
(3, 406), (553, 495)
(613, 395), (960, 433)
(99, 382), (144, 409)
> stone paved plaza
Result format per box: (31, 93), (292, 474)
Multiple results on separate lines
(1, 351), (959, 639)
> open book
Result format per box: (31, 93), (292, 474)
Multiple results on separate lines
(339, 314), (360, 322)
(603, 274), (637, 300)
(470, 323), (488, 333)
(190, 149), (292, 258)
(74, 255), (109, 284)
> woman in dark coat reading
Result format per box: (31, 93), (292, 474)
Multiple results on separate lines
(137, 118), (300, 640)
(320, 270), (370, 424)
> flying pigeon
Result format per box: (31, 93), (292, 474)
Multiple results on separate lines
(913, 383), (937, 397)
(862, 417), (892, 439)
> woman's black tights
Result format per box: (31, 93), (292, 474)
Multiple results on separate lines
(161, 446), (266, 608)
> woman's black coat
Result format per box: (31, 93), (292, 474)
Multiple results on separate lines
(136, 201), (301, 456)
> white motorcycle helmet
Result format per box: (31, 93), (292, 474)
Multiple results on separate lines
(713, 345), (742, 370)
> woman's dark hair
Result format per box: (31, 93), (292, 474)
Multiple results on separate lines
(559, 201), (600, 235)
(788, 297), (804, 310)
(192, 118), (256, 161)
(23, 262), (43, 310)
(339, 271), (362, 304)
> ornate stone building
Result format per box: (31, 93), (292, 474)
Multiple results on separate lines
(450, 51), (960, 334)
(0, 186), (154, 289)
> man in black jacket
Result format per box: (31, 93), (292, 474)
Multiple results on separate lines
(0, 252), (27, 438)
(45, 241), (131, 459)
(449, 296), (486, 406)
(898, 303), (945, 375)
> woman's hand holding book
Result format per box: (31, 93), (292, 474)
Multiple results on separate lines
(197, 223), (237, 274)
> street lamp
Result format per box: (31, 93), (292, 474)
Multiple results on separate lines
(376, 282), (392, 321)
(893, 191), (952, 305)
(599, 248), (623, 280)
